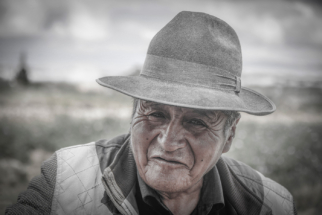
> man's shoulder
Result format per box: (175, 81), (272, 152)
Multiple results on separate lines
(55, 133), (129, 157)
(47, 134), (130, 215)
(54, 133), (130, 175)
(95, 133), (130, 149)
(221, 156), (292, 198)
(221, 156), (295, 215)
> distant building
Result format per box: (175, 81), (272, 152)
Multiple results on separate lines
(15, 52), (30, 85)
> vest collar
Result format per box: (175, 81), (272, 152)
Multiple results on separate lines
(216, 158), (272, 215)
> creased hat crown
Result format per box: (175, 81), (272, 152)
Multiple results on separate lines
(147, 11), (242, 76)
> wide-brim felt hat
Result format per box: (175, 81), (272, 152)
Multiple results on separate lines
(97, 11), (276, 115)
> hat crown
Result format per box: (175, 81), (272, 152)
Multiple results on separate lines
(96, 11), (276, 116)
(147, 11), (242, 76)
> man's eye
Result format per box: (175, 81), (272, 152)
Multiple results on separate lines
(189, 119), (206, 127)
(149, 112), (165, 118)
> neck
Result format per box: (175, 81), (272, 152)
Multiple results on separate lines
(158, 179), (203, 215)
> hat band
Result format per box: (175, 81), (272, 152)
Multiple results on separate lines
(141, 54), (241, 92)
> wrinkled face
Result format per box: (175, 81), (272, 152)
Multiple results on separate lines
(131, 100), (232, 193)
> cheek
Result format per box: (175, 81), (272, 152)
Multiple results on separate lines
(131, 121), (160, 172)
(189, 135), (225, 176)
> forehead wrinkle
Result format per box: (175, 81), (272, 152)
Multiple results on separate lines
(191, 109), (219, 120)
(137, 100), (168, 116)
(140, 100), (186, 113)
(138, 101), (225, 124)
(141, 100), (164, 109)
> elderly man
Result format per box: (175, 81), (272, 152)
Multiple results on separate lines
(7, 11), (296, 215)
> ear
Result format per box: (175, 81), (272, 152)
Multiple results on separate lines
(222, 116), (241, 153)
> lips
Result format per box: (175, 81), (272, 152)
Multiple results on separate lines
(151, 155), (188, 168)
(154, 157), (183, 165)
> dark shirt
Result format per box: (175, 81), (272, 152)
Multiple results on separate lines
(136, 166), (225, 215)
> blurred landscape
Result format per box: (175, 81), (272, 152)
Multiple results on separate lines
(0, 77), (321, 214)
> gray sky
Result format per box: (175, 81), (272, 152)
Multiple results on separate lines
(0, 0), (321, 85)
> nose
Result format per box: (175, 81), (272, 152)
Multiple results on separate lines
(158, 120), (186, 152)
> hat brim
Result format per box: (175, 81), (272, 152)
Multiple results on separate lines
(96, 75), (275, 116)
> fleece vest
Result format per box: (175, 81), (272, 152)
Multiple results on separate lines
(49, 135), (295, 215)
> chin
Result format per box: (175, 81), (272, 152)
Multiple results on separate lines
(144, 164), (192, 193)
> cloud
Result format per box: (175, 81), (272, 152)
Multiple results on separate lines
(1, 0), (320, 45)
(0, 0), (321, 83)
(0, 0), (110, 41)
(50, 4), (109, 41)
(0, 0), (45, 37)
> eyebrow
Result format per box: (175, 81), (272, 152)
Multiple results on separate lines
(138, 100), (165, 113)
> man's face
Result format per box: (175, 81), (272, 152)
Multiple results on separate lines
(131, 100), (233, 193)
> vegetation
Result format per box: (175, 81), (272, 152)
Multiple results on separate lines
(0, 83), (321, 214)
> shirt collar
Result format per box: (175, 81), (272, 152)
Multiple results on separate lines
(137, 166), (225, 212)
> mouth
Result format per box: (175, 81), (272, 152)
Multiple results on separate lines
(152, 156), (187, 168)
